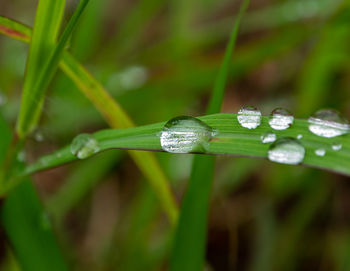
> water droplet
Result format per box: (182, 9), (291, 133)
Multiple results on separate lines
(17, 150), (26, 162)
(34, 131), (44, 142)
(71, 134), (100, 159)
(160, 116), (213, 153)
(261, 132), (276, 143)
(297, 134), (303, 139)
(308, 109), (350, 138)
(315, 148), (326, 157)
(268, 138), (305, 165)
(237, 106), (262, 129)
(332, 142), (342, 151)
(268, 108), (294, 130)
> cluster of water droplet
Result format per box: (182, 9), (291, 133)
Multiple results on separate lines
(157, 107), (348, 165)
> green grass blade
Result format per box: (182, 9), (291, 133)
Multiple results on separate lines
(20, 113), (350, 177)
(15, 0), (65, 137)
(1, 181), (69, 271)
(17, 0), (90, 137)
(0, 115), (68, 271)
(206, 0), (250, 115)
(170, 0), (250, 269)
(0, 16), (178, 224)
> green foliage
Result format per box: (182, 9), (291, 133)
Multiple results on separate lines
(17, 0), (89, 137)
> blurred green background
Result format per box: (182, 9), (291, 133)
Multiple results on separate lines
(1, 0), (350, 270)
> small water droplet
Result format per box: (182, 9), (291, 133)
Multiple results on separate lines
(237, 106), (262, 129)
(71, 134), (100, 159)
(160, 116), (213, 153)
(297, 134), (303, 139)
(34, 131), (44, 142)
(308, 109), (350, 138)
(17, 150), (26, 162)
(261, 132), (276, 143)
(268, 108), (294, 130)
(315, 148), (326, 157)
(332, 142), (342, 151)
(268, 138), (305, 165)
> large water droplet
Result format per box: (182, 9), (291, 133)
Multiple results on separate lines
(237, 106), (262, 129)
(261, 132), (276, 143)
(332, 142), (342, 151)
(315, 148), (326, 157)
(268, 138), (305, 165)
(160, 116), (213, 153)
(308, 109), (350, 138)
(71, 134), (100, 159)
(268, 108), (294, 130)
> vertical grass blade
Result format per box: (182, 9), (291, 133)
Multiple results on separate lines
(0, 17), (178, 224)
(170, 0), (250, 270)
(17, 0), (90, 138)
(15, 0), (65, 137)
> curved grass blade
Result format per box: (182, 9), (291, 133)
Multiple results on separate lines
(0, 16), (178, 224)
(19, 113), (350, 178)
(17, 0), (90, 138)
(171, 0), (250, 269)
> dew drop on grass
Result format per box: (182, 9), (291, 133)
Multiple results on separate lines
(308, 109), (350, 138)
(160, 116), (213, 153)
(237, 106), (262, 129)
(332, 142), (342, 151)
(268, 108), (294, 130)
(261, 132), (276, 143)
(315, 148), (326, 157)
(71, 133), (100, 159)
(268, 138), (305, 165)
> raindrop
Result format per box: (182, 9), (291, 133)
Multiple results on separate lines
(268, 138), (305, 165)
(315, 148), (326, 157)
(332, 142), (342, 151)
(237, 106), (262, 129)
(268, 108), (294, 130)
(34, 131), (44, 142)
(160, 116), (213, 153)
(17, 150), (26, 162)
(261, 132), (276, 143)
(71, 133), (100, 159)
(308, 109), (350, 138)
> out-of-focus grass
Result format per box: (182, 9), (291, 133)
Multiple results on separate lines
(0, 0), (350, 270)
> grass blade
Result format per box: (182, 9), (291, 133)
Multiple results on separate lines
(0, 16), (178, 224)
(17, 0), (90, 137)
(171, 1), (250, 270)
(0, 115), (68, 271)
(20, 113), (350, 178)
(15, 0), (65, 137)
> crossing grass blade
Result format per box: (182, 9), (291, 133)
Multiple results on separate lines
(16, 0), (90, 138)
(0, 16), (178, 224)
(170, 0), (250, 270)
